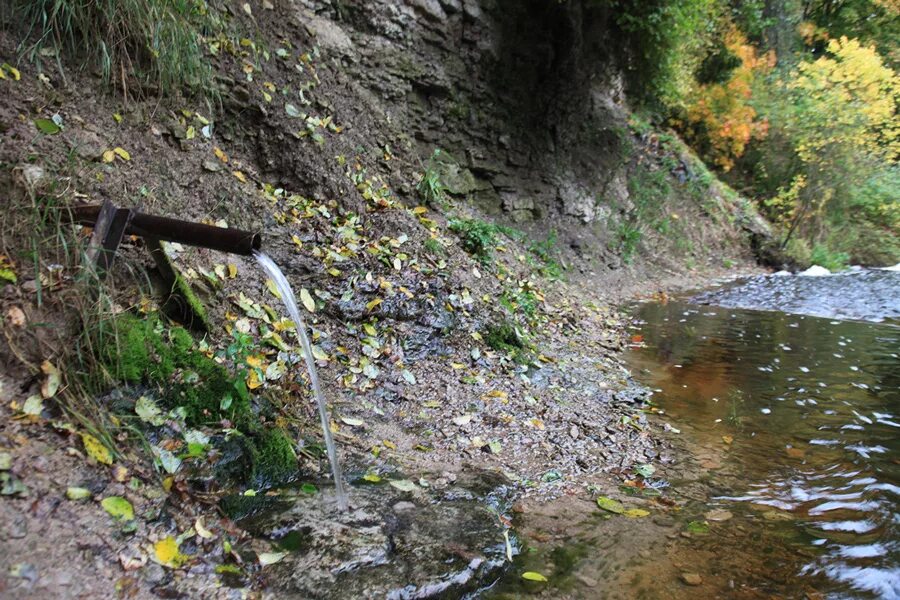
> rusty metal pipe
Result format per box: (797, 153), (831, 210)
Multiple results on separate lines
(70, 205), (262, 256)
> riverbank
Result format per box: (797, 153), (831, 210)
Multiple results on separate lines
(0, 3), (770, 595)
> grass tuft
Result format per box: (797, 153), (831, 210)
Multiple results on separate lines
(12, 0), (214, 98)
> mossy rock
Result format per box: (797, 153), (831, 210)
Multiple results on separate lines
(97, 313), (251, 427)
(251, 428), (298, 490)
(219, 493), (291, 523)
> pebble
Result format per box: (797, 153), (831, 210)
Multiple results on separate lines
(680, 572), (703, 586)
(393, 501), (416, 513)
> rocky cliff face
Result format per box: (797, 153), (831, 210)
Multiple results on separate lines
(264, 0), (760, 277)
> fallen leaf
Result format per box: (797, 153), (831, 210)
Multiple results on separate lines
(366, 298), (382, 311)
(722, 435), (734, 445)
(154, 536), (188, 567)
(522, 571), (548, 582)
(362, 473), (382, 483)
(596, 497), (625, 514)
(258, 552), (287, 565)
(389, 479), (416, 492)
(452, 414), (473, 426)
(113, 147), (131, 161)
(82, 433), (113, 465)
(623, 508), (650, 518)
(66, 487), (91, 500)
(195, 517), (215, 539)
(299, 288), (315, 313)
(6, 306), (25, 327)
(101, 496), (134, 521)
(341, 417), (365, 427)
(265, 278), (282, 299)
(233, 170), (247, 183)
(34, 118), (60, 134)
(246, 369), (263, 390)
(214, 147), (229, 163)
(21, 395), (43, 416)
(135, 396), (164, 425)
(41, 360), (60, 398)
(227, 263), (238, 278)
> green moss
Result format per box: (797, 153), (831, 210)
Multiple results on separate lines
(251, 428), (298, 490)
(98, 313), (252, 427)
(172, 272), (211, 332)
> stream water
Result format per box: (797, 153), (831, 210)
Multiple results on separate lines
(489, 268), (899, 599)
(253, 251), (348, 511)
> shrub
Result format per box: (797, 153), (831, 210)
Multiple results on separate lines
(449, 218), (507, 263)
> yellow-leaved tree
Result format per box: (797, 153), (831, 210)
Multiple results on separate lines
(766, 36), (899, 256)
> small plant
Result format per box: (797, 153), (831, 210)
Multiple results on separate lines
(449, 218), (506, 263)
(483, 321), (533, 365)
(417, 149), (448, 206)
(500, 287), (539, 319)
(616, 222), (642, 263)
(527, 232), (564, 279)
(423, 237), (444, 256)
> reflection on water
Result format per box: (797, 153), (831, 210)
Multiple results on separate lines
(629, 280), (900, 597)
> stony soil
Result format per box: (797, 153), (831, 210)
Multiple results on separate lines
(1, 1), (768, 597)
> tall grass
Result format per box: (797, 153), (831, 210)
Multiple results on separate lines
(2, 167), (153, 458)
(11, 0), (213, 97)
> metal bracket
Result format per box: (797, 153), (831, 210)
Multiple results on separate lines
(85, 199), (133, 277)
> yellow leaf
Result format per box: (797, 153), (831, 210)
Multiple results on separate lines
(82, 433), (113, 465)
(1, 63), (20, 80)
(154, 536), (188, 568)
(722, 435), (734, 445)
(102, 150), (115, 163)
(227, 263), (238, 278)
(299, 288), (315, 313)
(185, 126), (196, 140)
(365, 298), (382, 311)
(246, 369), (263, 390)
(195, 517), (215, 539)
(112, 112), (122, 123)
(265, 278), (282, 299)
(214, 147), (229, 163)
(113, 147), (131, 161)
(41, 359), (60, 398)
(233, 170), (247, 183)
(624, 508), (650, 518)
(327, 268), (341, 277)
(382, 439), (396, 450)
(522, 571), (548, 582)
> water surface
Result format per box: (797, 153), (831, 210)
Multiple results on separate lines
(491, 270), (900, 599)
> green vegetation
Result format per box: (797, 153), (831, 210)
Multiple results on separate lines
(97, 313), (251, 427)
(449, 217), (510, 263)
(484, 321), (533, 365)
(251, 428), (299, 489)
(417, 149), (449, 207)
(11, 0), (214, 96)
(608, 0), (898, 267)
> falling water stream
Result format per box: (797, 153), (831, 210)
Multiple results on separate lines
(253, 250), (348, 511)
